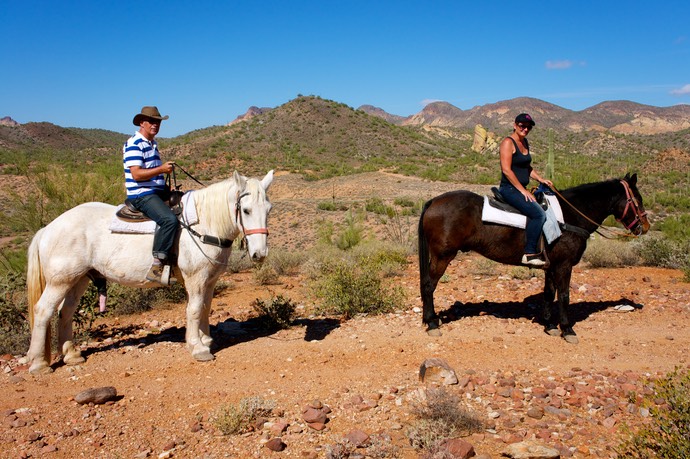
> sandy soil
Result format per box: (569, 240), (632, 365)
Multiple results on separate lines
(1, 172), (689, 459)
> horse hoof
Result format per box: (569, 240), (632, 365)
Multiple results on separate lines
(427, 328), (442, 337)
(545, 327), (560, 337)
(64, 356), (86, 366)
(564, 334), (579, 344)
(29, 364), (54, 375)
(193, 351), (215, 362)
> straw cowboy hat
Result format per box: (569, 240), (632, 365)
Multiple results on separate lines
(132, 106), (169, 126)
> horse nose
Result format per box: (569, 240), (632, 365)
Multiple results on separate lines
(252, 251), (266, 263)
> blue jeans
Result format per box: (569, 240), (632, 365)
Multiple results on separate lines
(129, 192), (178, 261)
(498, 184), (546, 254)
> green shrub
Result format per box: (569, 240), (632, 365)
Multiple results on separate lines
(365, 197), (395, 217)
(335, 210), (365, 250)
(251, 295), (296, 330)
(634, 234), (689, 271)
(0, 271), (29, 355)
(584, 238), (640, 268)
(311, 257), (404, 319)
(617, 368), (690, 458)
(253, 263), (280, 285)
(266, 248), (307, 276)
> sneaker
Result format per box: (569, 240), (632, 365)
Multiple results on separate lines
(145, 264), (178, 286)
(522, 253), (546, 267)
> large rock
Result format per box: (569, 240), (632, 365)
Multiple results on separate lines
(419, 358), (458, 385)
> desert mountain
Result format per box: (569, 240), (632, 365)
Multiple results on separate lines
(359, 97), (690, 134)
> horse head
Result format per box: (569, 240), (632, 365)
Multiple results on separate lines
(616, 173), (650, 236)
(233, 170), (273, 261)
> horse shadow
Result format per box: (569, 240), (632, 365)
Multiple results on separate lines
(77, 316), (341, 364)
(439, 294), (643, 329)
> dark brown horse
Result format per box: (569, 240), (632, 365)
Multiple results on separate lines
(418, 174), (650, 343)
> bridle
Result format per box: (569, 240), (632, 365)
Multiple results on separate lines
(616, 180), (647, 235)
(172, 164), (269, 264)
(234, 190), (269, 239)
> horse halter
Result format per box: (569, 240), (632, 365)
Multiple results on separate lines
(235, 191), (269, 237)
(616, 180), (647, 236)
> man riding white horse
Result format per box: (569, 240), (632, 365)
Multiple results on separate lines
(123, 106), (178, 285)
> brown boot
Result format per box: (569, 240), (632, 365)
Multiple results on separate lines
(145, 263), (177, 286)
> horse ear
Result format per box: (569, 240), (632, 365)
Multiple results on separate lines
(261, 170), (274, 191)
(627, 173), (637, 186)
(232, 170), (247, 188)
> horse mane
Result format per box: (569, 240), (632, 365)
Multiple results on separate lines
(191, 175), (266, 239)
(560, 177), (621, 201)
(192, 179), (237, 239)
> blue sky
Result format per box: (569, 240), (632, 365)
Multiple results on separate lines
(2, 1), (689, 137)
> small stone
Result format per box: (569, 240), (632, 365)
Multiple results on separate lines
(265, 437), (286, 452)
(74, 386), (118, 405)
(344, 429), (369, 447)
(302, 407), (327, 424)
(440, 438), (475, 458)
(502, 440), (560, 458)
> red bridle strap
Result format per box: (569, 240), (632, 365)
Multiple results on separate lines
(617, 180), (647, 231)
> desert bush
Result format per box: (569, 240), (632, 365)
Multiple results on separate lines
(335, 210), (365, 250)
(634, 233), (689, 272)
(317, 200), (349, 211)
(365, 197), (395, 217)
(266, 248), (307, 276)
(379, 209), (417, 249)
(584, 237), (640, 268)
(212, 396), (276, 436)
(616, 367), (690, 458)
(469, 257), (497, 276)
(407, 387), (483, 454)
(251, 295), (296, 330)
(0, 271), (30, 355)
(326, 433), (400, 459)
(253, 263), (280, 285)
(311, 257), (404, 319)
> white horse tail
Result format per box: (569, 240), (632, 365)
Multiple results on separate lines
(27, 228), (50, 363)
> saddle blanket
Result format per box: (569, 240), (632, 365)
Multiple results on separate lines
(109, 191), (199, 234)
(481, 194), (564, 244)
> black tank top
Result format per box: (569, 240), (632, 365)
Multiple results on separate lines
(500, 137), (532, 187)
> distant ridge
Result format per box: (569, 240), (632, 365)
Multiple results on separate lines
(357, 97), (690, 134)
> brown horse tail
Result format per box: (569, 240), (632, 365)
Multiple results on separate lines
(418, 199), (433, 295)
(27, 228), (50, 363)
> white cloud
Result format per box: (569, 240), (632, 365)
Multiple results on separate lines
(670, 84), (690, 95)
(421, 99), (442, 106)
(545, 60), (573, 70)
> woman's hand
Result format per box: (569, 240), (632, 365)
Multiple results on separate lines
(521, 189), (536, 202)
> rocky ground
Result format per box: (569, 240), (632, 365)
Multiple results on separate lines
(1, 172), (689, 459)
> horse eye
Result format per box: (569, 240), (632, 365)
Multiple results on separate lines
(243, 208), (250, 215)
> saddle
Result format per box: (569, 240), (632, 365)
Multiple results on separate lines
(489, 187), (550, 213)
(115, 190), (185, 223)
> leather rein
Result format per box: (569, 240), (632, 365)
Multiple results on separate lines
(549, 180), (646, 239)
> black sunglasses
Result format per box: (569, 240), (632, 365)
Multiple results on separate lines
(517, 123), (532, 131)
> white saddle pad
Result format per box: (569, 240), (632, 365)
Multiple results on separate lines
(481, 194), (563, 229)
(109, 191), (199, 234)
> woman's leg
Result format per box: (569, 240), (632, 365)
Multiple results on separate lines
(498, 185), (547, 254)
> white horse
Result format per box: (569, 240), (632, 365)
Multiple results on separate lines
(25, 170), (273, 374)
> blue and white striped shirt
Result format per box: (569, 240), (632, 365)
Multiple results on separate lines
(123, 131), (166, 197)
